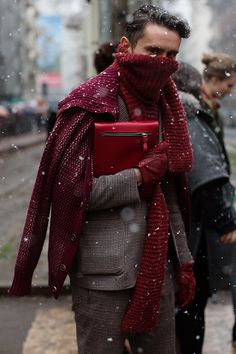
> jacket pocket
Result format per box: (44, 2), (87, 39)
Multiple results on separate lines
(79, 218), (125, 275)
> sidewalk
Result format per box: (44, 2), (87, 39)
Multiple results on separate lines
(0, 291), (235, 354)
(0, 131), (47, 155)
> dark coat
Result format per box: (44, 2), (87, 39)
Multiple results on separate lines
(179, 91), (236, 292)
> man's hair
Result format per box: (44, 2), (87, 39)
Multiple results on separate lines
(125, 4), (191, 47)
(202, 52), (236, 81)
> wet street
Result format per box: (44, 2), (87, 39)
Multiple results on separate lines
(0, 139), (49, 287)
(1, 134), (236, 353)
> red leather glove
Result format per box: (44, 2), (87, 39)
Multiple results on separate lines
(137, 141), (169, 198)
(175, 263), (196, 308)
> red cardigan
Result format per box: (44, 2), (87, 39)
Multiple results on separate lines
(9, 67), (120, 298)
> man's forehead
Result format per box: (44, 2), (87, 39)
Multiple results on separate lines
(139, 23), (181, 51)
(143, 23), (181, 38)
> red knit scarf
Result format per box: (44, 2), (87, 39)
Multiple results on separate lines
(113, 53), (177, 120)
(114, 53), (193, 332)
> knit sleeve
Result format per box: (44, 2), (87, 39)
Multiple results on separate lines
(9, 108), (93, 296)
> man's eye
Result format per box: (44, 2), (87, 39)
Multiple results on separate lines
(150, 48), (160, 54)
(168, 53), (177, 58)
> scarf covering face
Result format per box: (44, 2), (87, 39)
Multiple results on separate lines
(113, 52), (178, 120)
(113, 53), (193, 332)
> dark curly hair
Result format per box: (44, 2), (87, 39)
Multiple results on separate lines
(126, 4), (191, 47)
(94, 42), (118, 74)
(172, 62), (202, 100)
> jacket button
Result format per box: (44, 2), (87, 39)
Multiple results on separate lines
(69, 233), (77, 241)
(60, 264), (67, 272)
(52, 286), (57, 293)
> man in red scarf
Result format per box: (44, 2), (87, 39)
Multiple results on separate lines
(10, 4), (195, 353)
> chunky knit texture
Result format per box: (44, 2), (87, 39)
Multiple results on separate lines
(113, 54), (192, 332)
(9, 61), (192, 333)
(122, 186), (169, 332)
(9, 108), (94, 297)
(10, 67), (120, 299)
(114, 53), (178, 120)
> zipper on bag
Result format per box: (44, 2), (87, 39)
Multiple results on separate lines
(101, 132), (152, 137)
(101, 132), (151, 151)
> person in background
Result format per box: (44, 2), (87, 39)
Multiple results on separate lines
(173, 56), (236, 354)
(94, 41), (118, 74)
(45, 42), (118, 137)
(9, 5), (195, 353)
(46, 101), (58, 137)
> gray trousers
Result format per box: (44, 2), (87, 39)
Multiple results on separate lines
(71, 271), (176, 354)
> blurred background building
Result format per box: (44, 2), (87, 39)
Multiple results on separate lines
(0, 0), (38, 102)
(207, 0), (236, 125)
(208, 0), (236, 55)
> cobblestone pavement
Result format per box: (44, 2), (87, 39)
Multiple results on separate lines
(22, 300), (77, 354)
(203, 291), (235, 354)
(0, 295), (76, 354)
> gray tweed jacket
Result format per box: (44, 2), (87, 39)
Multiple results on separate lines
(71, 98), (193, 290)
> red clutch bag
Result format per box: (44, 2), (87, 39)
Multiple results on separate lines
(93, 121), (159, 177)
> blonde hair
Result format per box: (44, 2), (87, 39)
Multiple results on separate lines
(202, 52), (236, 81)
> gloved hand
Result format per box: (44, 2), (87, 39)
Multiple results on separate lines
(175, 263), (196, 308)
(137, 141), (169, 198)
